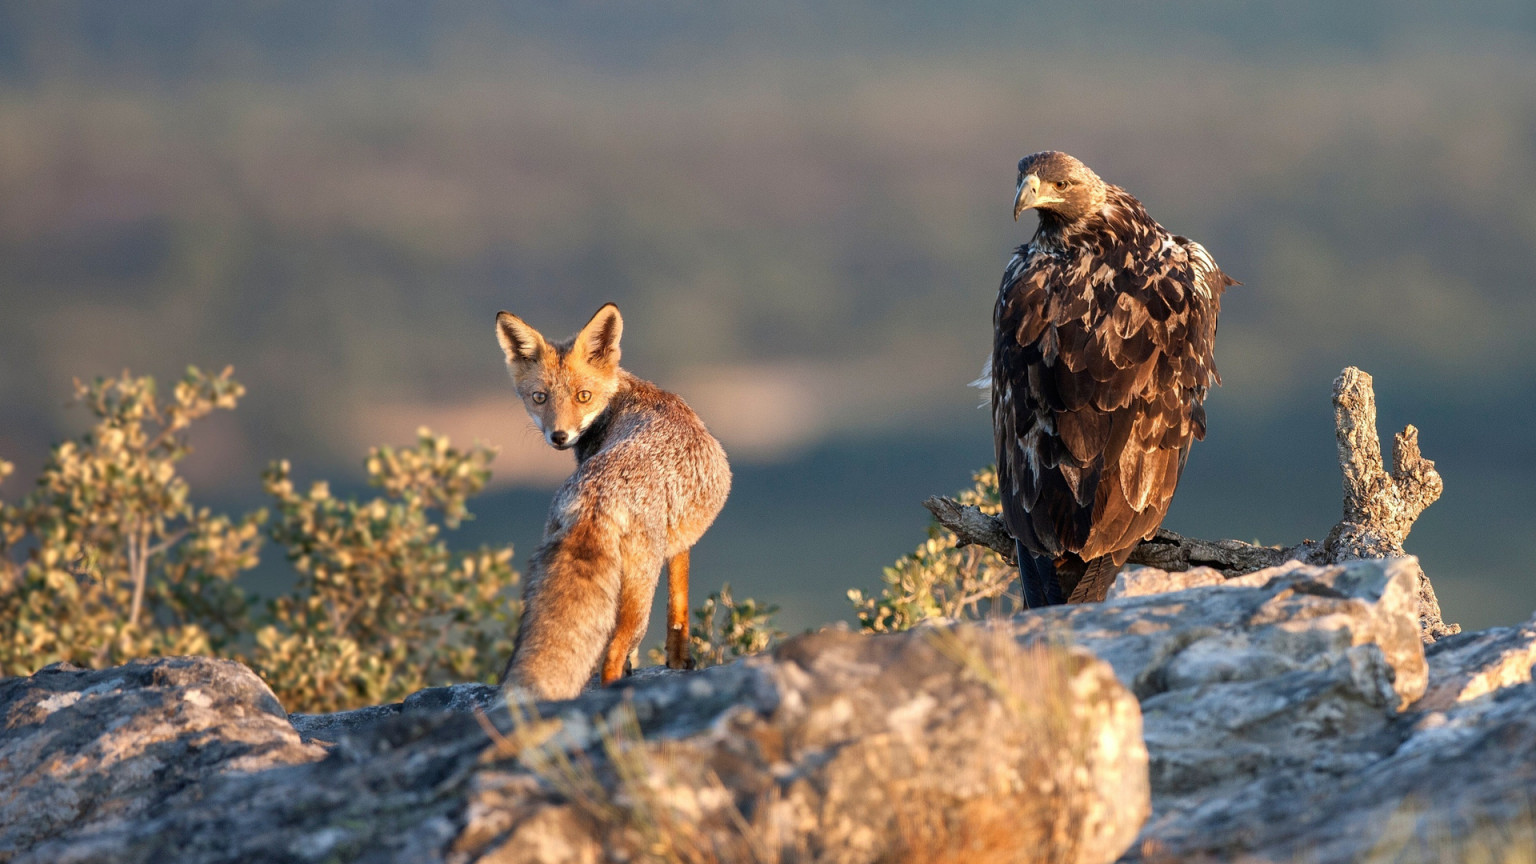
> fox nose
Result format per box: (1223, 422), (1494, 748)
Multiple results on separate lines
(549, 430), (569, 447)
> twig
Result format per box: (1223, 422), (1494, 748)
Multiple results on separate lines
(144, 527), (192, 560)
(921, 496), (1018, 566)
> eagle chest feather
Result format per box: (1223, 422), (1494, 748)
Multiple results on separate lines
(992, 207), (1224, 566)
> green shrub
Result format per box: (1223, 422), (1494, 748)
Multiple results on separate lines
(0, 368), (520, 714)
(649, 582), (784, 669)
(847, 466), (1021, 633)
(0, 368), (260, 675)
(253, 429), (520, 712)
(0, 368), (798, 711)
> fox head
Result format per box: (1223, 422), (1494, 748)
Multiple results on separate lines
(495, 303), (624, 450)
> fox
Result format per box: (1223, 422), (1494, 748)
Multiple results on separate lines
(494, 302), (731, 701)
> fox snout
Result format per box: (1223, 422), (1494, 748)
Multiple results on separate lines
(526, 404), (589, 450)
(546, 425), (586, 450)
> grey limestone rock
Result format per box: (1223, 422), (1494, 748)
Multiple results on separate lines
(0, 656), (324, 862)
(6, 557), (1536, 864)
(1100, 558), (1536, 863)
(0, 629), (1147, 864)
(288, 681), (501, 743)
(457, 628), (1149, 864)
(1417, 610), (1536, 711)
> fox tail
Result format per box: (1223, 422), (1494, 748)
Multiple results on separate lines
(501, 519), (621, 701)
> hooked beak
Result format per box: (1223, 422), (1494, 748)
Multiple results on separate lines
(1013, 174), (1038, 220)
(1013, 173), (1065, 220)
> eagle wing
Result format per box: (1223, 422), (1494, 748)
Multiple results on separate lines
(991, 219), (1230, 569)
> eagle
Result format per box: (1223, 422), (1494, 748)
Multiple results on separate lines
(990, 151), (1234, 607)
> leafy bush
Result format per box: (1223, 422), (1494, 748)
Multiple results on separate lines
(253, 430), (520, 713)
(847, 466), (1021, 633)
(0, 367), (796, 712)
(0, 369), (260, 675)
(0, 368), (520, 713)
(649, 582), (784, 669)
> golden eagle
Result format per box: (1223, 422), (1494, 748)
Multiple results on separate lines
(991, 151), (1234, 606)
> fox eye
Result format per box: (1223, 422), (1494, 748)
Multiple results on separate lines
(531, 391), (547, 404)
(575, 390), (592, 404)
(1054, 180), (1069, 190)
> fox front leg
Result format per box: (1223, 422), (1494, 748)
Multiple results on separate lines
(665, 550), (694, 670)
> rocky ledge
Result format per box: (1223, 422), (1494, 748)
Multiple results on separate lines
(3, 557), (1534, 863)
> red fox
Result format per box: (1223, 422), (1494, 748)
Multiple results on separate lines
(494, 303), (731, 700)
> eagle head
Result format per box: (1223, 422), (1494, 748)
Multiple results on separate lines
(1014, 151), (1107, 223)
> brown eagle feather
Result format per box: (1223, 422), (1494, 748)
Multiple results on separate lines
(992, 151), (1233, 605)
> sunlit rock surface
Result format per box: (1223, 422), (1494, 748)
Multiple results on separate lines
(0, 657), (323, 861)
(3, 558), (1535, 863)
(0, 632), (1147, 863)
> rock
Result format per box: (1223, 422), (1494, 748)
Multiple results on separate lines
(1416, 611), (1536, 711)
(996, 557), (1429, 861)
(458, 628), (1149, 864)
(0, 629), (1147, 864)
(1105, 564), (1226, 598)
(288, 681), (501, 743)
(6, 556), (1536, 864)
(1097, 558), (1536, 863)
(288, 668), (687, 744)
(1054, 556), (1427, 710)
(1261, 681), (1536, 864)
(0, 657), (323, 861)
(1138, 671), (1536, 864)
(288, 699), (401, 743)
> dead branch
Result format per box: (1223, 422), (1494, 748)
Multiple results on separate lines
(921, 495), (1019, 565)
(927, 367), (1457, 640)
(1324, 367), (1444, 561)
(920, 499), (1319, 576)
(1325, 367), (1453, 639)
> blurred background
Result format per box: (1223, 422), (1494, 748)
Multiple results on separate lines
(2, 2), (1533, 634)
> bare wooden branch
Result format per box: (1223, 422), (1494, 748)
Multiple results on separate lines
(921, 495), (1017, 565)
(1324, 367), (1453, 639)
(1125, 528), (1321, 574)
(1324, 367), (1444, 561)
(922, 498), (1321, 576)
(927, 366), (1457, 640)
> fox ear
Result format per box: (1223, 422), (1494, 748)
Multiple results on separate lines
(577, 303), (623, 369)
(496, 311), (546, 364)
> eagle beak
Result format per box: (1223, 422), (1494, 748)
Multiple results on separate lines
(1014, 174), (1041, 221)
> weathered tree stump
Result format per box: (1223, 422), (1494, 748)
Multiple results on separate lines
(926, 367), (1459, 641)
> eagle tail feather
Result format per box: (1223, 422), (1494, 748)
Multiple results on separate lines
(1066, 555), (1122, 604)
(1016, 543), (1065, 609)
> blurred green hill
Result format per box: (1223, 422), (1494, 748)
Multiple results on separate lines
(1, 3), (1533, 631)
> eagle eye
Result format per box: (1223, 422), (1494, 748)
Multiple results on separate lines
(1054, 180), (1070, 191)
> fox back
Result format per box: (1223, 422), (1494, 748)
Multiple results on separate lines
(495, 303), (731, 700)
